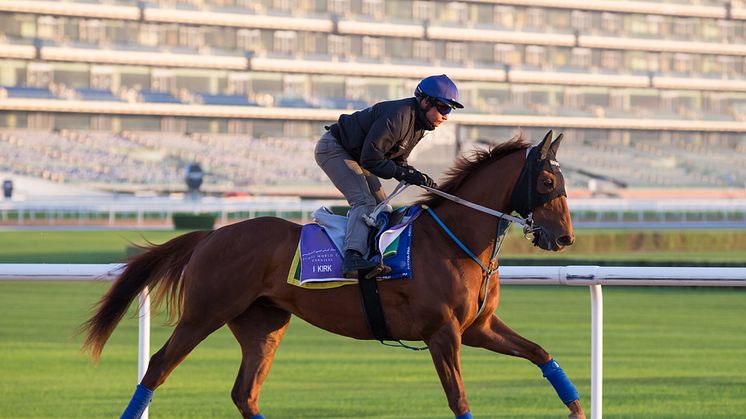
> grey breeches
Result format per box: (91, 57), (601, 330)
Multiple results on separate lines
(314, 131), (386, 255)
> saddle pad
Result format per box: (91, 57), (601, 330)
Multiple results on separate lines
(286, 208), (421, 289)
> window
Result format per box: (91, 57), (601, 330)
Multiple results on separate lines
(151, 69), (175, 92)
(139, 24), (161, 47)
(600, 50), (622, 70)
(178, 26), (204, 49)
(237, 29), (261, 52)
(228, 73), (251, 95)
(90, 66), (114, 90)
(362, 0), (384, 19)
(601, 12), (621, 33)
(345, 77), (368, 100)
(494, 6), (514, 28)
(717, 19), (737, 41)
(413, 1), (435, 21)
(413, 40), (434, 61)
(27, 62), (53, 87)
(626, 52), (648, 72)
(673, 53), (693, 74)
(646, 15), (664, 36)
(564, 89), (584, 108)
(283, 74), (307, 98)
(494, 44), (520, 65)
(327, 34), (350, 57)
(510, 85), (531, 106)
(79, 19), (104, 44)
(362, 36), (383, 59)
(446, 2), (468, 24)
(718, 55), (740, 76)
(327, 0), (348, 16)
(525, 45), (546, 67)
(272, 0), (292, 13)
(273, 31), (297, 55)
(526, 8), (545, 29)
(37, 16), (63, 42)
(445, 42), (467, 63)
(571, 10), (592, 32)
(674, 18), (695, 37)
(571, 48), (592, 68)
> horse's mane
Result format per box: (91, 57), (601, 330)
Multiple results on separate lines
(416, 131), (532, 207)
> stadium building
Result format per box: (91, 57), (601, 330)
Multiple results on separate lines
(1, 0), (746, 196)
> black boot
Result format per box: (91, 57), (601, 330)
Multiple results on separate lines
(342, 250), (379, 278)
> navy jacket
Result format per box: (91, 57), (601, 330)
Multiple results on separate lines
(329, 97), (430, 179)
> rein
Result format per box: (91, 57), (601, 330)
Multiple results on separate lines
(424, 206), (511, 318)
(367, 180), (534, 321)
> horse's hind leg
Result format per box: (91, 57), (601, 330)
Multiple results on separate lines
(119, 315), (226, 418)
(227, 301), (291, 419)
(141, 316), (226, 389)
(462, 315), (586, 419)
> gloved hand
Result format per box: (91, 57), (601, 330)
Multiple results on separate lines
(396, 166), (438, 188)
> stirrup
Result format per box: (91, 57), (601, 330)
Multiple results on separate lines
(363, 263), (392, 280)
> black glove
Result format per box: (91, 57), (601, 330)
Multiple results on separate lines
(396, 166), (437, 188)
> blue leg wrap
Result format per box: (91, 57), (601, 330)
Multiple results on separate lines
(120, 384), (154, 419)
(250, 414), (265, 419)
(539, 359), (579, 405)
(456, 411), (473, 419)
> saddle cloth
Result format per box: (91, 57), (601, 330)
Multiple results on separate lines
(286, 205), (423, 289)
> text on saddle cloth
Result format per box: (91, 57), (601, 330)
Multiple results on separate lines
(286, 205), (424, 288)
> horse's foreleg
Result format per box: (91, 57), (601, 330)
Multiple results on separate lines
(227, 302), (291, 419)
(462, 315), (586, 419)
(427, 323), (472, 419)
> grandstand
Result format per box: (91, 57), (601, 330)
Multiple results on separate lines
(1, 0), (746, 195)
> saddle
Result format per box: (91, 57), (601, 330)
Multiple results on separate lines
(286, 205), (423, 287)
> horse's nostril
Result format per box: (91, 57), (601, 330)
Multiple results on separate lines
(557, 235), (575, 246)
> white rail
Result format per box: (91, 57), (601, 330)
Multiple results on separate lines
(1, 264), (745, 419)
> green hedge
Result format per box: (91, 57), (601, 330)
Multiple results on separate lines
(172, 212), (216, 230)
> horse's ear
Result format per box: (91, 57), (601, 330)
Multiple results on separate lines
(539, 130), (553, 159)
(549, 133), (564, 156)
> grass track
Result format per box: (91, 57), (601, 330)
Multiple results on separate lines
(1, 282), (745, 418)
(0, 229), (745, 418)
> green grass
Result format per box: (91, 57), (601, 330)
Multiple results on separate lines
(1, 229), (744, 265)
(0, 230), (183, 263)
(0, 282), (745, 418)
(0, 229), (745, 418)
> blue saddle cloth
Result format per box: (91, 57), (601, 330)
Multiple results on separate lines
(288, 205), (423, 286)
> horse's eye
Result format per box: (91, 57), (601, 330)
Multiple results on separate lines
(544, 179), (554, 187)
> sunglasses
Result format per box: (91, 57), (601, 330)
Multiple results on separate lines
(431, 99), (455, 116)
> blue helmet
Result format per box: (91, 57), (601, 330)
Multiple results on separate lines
(414, 74), (464, 109)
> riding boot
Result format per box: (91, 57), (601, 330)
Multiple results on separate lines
(342, 250), (379, 278)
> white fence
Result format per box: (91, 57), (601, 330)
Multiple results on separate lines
(2, 197), (746, 226)
(1, 264), (746, 419)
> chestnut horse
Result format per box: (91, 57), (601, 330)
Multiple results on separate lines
(82, 130), (584, 419)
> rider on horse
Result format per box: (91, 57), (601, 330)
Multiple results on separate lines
(315, 74), (464, 277)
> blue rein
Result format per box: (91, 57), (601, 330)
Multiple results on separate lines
(424, 206), (511, 317)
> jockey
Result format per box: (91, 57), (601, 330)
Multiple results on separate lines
(315, 74), (464, 277)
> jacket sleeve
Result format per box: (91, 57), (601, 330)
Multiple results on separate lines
(359, 115), (404, 179)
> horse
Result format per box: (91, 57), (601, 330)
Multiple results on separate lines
(82, 130), (584, 419)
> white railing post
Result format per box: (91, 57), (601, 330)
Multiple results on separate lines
(590, 284), (603, 419)
(138, 287), (151, 419)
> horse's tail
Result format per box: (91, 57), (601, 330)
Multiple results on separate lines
(81, 230), (212, 361)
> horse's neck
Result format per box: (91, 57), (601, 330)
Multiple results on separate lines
(428, 150), (524, 258)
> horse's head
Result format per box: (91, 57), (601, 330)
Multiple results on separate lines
(510, 130), (574, 251)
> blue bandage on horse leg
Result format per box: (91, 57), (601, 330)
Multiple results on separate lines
(456, 411), (473, 419)
(539, 359), (579, 405)
(120, 384), (154, 419)
(250, 414), (265, 419)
